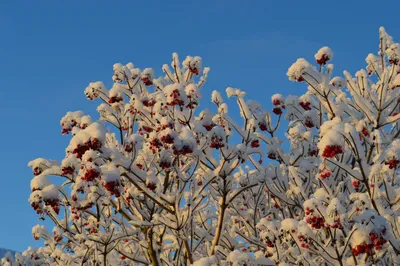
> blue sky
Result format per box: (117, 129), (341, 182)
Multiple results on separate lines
(1, 0), (400, 252)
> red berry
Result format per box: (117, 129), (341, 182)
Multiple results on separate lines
(147, 182), (157, 191)
(361, 127), (369, 137)
(259, 123), (268, 131)
(322, 145), (343, 158)
(272, 99), (281, 106)
(309, 150), (318, 156)
(316, 54), (330, 65)
(189, 67), (199, 75)
(273, 107), (282, 115)
(250, 139), (260, 148)
(299, 101), (311, 110)
(108, 96), (123, 104)
(141, 77), (153, 86)
(304, 119), (314, 128)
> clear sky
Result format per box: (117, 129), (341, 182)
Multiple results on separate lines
(1, 0), (400, 252)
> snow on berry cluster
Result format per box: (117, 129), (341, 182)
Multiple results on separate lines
(8, 27), (400, 266)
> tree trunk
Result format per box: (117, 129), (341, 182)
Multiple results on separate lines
(210, 193), (227, 255)
(146, 228), (160, 266)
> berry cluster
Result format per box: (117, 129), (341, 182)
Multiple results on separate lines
(309, 149), (318, 157)
(297, 235), (310, 249)
(31, 201), (43, 214)
(161, 120), (174, 130)
(108, 96), (123, 104)
(71, 138), (102, 159)
(102, 181), (121, 197)
(265, 240), (275, 248)
(142, 97), (156, 107)
(272, 98), (285, 115)
(299, 101), (312, 111)
(272, 99), (282, 106)
(141, 76), (153, 86)
(167, 89), (185, 106)
(319, 169), (331, 179)
(351, 242), (374, 256)
(273, 107), (283, 115)
(322, 145), (343, 158)
(369, 231), (387, 251)
(129, 105), (139, 115)
(33, 167), (42, 176)
(386, 158), (400, 169)
(203, 123), (216, 131)
(124, 142), (134, 153)
(189, 66), (199, 75)
(305, 208), (325, 229)
(149, 138), (163, 153)
(44, 198), (60, 214)
(268, 152), (277, 160)
(361, 127), (369, 137)
(306, 216), (325, 229)
(61, 120), (77, 135)
(53, 232), (62, 242)
(82, 167), (100, 182)
(186, 88), (199, 109)
(83, 220), (97, 233)
(352, 180), (361, 191)
(389, 57), (399, 65)
(88, 227), (97, 234)
(147, 182), (157, 191)
(62, 166), (75, 176)
(160, 134), (175, 144)
(316, 54), (330, 65)
(259, 122), (268, 131)
(304, 118), (314, 128)
(351, 229), (388, 256)
(210, 136), (225, 149)
(159, 159), (171, 169)
(138, 126), (153, 135)
(327, 217), (342, 229)
(250, 139), (260, 148)
(71, 208), (81, 220)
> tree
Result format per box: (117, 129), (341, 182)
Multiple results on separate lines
(5, 27), (400, 266)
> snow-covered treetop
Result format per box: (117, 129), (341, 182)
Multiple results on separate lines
(8, 27), (400, 266)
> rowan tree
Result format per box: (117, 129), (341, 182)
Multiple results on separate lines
(4, 27), (400, 266)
